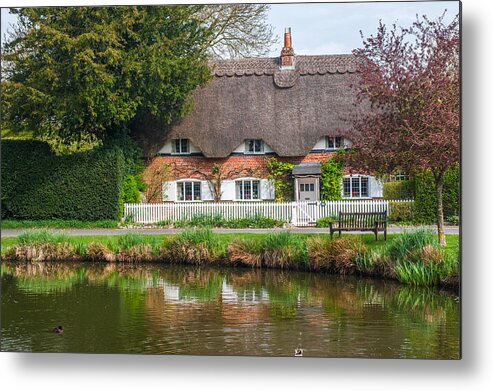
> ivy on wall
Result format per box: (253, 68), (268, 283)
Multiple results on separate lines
(320, 157), (343, 201)
(265, 157), (295, 202)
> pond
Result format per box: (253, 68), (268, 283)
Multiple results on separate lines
(1, 262), (460, 358)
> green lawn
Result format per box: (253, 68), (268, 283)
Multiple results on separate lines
(0, 232), (459, 259)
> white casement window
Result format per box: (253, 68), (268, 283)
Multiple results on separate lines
(245, 139), (264, 154)
(235, 179), (260, 200)
(343, 176), (370, 198)
(172, 139), (190, 155)
(177, 181), (201, 201)
(389, 170), (410, 181)
(325, 136), (345, 150)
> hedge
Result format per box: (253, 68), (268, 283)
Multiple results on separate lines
(413, 165), (460, 224)
(389, 201), (414, 223)
(1, 140), (125, 220)
(383, 180), (414, 200)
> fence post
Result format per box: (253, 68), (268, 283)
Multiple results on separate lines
(291, 202), (297, 225)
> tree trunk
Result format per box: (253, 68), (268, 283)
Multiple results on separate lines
(434, 170), (446, 246)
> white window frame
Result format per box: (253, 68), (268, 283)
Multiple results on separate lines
(245, 139), (265, 154)
(171, 139), (190, 155)
(176, 180), (202, 202)
(389, 170), (410, 182)
(325, 136), (348, 151)
(235, 178), (261, 201)
(342, 175), (371, 198)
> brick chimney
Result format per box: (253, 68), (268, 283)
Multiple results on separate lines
(280, 27), (295, 69)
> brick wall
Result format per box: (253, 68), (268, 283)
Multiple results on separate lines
(143, 152), (341, 182)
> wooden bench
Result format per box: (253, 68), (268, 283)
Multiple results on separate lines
(329, 211), (388, 241)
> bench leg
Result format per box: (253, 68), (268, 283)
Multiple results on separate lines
(339, 230), (341, 237)
(375, 229), (378, 241)
(384, 227), (387, 241)
(330, 230), (334, 240)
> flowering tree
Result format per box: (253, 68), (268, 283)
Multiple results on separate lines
(346, 13), (459, 245)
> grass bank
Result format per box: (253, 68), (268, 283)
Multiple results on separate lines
(2, 229), (459, 288)
(1, 219), (119, 229)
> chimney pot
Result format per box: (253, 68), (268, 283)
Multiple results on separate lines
(280, 27), (295, 69)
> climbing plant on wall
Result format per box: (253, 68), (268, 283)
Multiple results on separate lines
(265, 157), (295, 202)
(320, 157), (343, 201)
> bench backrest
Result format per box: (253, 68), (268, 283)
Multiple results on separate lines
(338, 211), (387, 229)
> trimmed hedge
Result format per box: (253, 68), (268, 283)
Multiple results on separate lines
(1, 140), (125, 220)
(389, 201), (414, 223)
(119, 175), (141, 218)
(413, 165), (460, 224)
(383, 180), (414, 200)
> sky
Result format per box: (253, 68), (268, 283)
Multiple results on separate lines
(1, 1), (460, 54)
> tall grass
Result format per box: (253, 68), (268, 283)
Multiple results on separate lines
(161, 229), (226, 265)
(386, 228), (437, 260)
(383, 229), (451, 286)
(3, 229), (459, 288)
(261, 231), (308, 269)
(17, 230), (72, 245)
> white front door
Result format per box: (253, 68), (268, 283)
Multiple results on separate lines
(297, 178), (318, 202)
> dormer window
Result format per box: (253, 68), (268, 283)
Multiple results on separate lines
(172, 139), (190, 155)
(245, 139), (264, 154)
(325, 136), (343, 150)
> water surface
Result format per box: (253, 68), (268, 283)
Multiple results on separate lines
(1, 262), (460, 358)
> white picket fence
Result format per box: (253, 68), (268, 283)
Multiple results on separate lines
(124, 200), (412, 227)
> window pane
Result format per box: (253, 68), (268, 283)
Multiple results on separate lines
(310, 183), (314, 192)
(335, 137), (342, 148)
(254, 140), (261, 152)
(343, 178), (350, 197)
(361, 177), (369, 197)
(236, 181), (242, 199)
(177, 182), (184, 201)
(244, 180), (252, 200)
(181, 139), (189, 153)
(327, 137), (334, 149)
(252, 180), (259, 199)
(352, 178), (360, 197)
(184, 182), (192, 200)
(247, 140), (254, 152)
(173, 139), (179, 153)
(193, 182), (201, 200)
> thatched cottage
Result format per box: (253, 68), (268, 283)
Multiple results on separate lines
(135, 29), (383, 203)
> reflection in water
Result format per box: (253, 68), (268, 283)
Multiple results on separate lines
(1, 262), (460, 358)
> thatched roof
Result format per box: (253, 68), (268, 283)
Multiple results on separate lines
(133, 54), (364, 158)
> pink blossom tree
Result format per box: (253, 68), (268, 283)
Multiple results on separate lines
(346, 13), (459, 245)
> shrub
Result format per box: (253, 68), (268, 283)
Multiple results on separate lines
(388, 201), (414, 223)
(315, 215), (338, 228)
(119, 175), (141, 218)
(171, 214), (285, 229)
(320, 158), (343, 201)
(383, 180), (414, 200)
(413, 165), (459, 224)
(1, 140), (125, 220)
(265, 157), (295, 202)
(223, 216), (284, 228)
